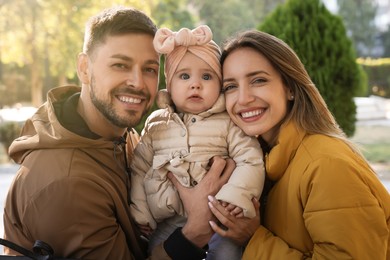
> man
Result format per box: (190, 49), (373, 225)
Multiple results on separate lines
(3, 6), (233, 259)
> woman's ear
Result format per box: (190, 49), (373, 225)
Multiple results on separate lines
(77, 53), (90, 84)
(287, 88), (295, 101)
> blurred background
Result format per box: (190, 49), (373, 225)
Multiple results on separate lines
(0, 0), (390, 246)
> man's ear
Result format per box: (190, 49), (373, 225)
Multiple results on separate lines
(77, 53), (90, 84)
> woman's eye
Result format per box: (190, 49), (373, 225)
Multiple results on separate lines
(222, 84), (237, 93)
(202, 74), (211, 80)
(180, 73), (190, 80)
(253, 78), (266, 84)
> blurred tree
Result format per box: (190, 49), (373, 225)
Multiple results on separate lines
(260, 0), (366, 136)
(0, 0), (45, 106)
(382, 25), (390, 57)
(152, 0), (196, 30)
(190, 0), (270, 45)
(336, 0), (378, 57)
(0, 0), (155, 107)
(0, 65), (30, 107)
(262, 0), (287, 14)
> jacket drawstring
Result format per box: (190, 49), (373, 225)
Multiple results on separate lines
(113, 135), (131, 206)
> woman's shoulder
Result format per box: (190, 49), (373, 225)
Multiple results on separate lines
(296, 134), (362, 172)
(303, 134), (350, 154)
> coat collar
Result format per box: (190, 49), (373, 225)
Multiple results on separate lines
(266, 121), (306, 181)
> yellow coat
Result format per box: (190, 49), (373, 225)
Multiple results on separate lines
(243, 122), (390, 259)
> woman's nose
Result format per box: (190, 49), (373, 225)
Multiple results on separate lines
(238, 87), (255, 104)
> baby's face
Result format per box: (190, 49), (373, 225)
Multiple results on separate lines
(170, 52), (221, 114)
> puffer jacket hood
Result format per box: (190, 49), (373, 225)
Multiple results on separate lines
(9, 86), (115, 163)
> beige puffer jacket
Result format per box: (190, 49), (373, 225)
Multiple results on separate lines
(130, 91), (265, 229)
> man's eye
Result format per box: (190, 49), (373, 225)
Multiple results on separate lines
(180, 73), (190, 80)
(145, 67), (157, 74)
(113, 63), (127, 69)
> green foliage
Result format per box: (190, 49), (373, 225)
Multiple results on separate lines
(0, 121), (22, 157)
(355, 65), (368, 97)
(259, 0), (365, 136)
(152, 0), (195, 30)
(192, 0), (273, 45)
(357, 58), (390, 97)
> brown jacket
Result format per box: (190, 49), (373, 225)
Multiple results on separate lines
(3, 86), (171, 259)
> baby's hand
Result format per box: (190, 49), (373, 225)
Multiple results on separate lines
(138, 223), (154, 237)
(220, 201), (244, 218)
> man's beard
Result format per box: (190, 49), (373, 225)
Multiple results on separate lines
(90, 76), (151, 128)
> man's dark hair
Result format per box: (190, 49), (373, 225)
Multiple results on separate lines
(83, 6), (157, 56)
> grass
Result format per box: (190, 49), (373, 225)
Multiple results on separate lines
(359, 143), (390, 163)
(350, 125), (390, 164)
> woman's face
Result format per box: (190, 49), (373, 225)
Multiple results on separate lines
(222, 47), (292, 143)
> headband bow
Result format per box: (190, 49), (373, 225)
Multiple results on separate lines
(153, 25), (213, 54)
(153, 25), (222, 92)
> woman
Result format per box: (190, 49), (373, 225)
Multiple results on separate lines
(206, 30), (390, 259)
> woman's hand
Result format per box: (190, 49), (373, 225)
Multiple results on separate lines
(168, 157), (235, 247)
(208, 196), (260, 246)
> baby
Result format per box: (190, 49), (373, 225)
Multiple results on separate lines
(130, 25), (265, 259)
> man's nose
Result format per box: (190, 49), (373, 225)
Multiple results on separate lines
(126, 68), (144, 89)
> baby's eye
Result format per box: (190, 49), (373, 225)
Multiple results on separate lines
(180, 73), (190, 80)
(202, 74), (211, 80)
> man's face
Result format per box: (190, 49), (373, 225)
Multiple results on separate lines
(85, 33), (159, 129)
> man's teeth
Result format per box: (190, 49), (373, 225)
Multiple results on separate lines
(119, 96), (141, 104)
(241, 110), (263, 118)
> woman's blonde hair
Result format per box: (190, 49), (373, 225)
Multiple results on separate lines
(221, 30), (363, 156)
